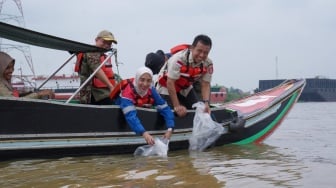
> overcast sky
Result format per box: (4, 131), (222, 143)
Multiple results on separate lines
(1, 0), (336, 91)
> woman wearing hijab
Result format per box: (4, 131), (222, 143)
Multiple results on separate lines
(0, 51), (54, 98)
(114, 66), (174, 145)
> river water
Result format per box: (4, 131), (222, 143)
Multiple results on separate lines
(1, 102), (335, 188)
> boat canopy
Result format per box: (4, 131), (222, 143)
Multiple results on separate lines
(0, 21), (107, 54)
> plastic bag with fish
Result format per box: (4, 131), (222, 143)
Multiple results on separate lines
(134, 137), (169, 157)
(189, 102), (226, 151)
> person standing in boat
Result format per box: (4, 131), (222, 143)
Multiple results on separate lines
(112, 67), (174, 145)
(0, 51), (54, 99)
(156, 34), (213, 117)
(76, 30), (118, 105)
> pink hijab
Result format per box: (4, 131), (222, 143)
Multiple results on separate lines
(0, 52), (15, 91)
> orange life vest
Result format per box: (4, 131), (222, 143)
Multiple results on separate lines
(110, 78), (154, 107)
(170, 44), (190, 54)
(110, 78), (133, 99)
(75, 53), (116, 88)
(158, 48), (207, 92)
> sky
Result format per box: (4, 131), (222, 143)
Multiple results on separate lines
(1, 0), (336, 92)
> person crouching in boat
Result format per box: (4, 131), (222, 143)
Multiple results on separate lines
(112, 67), (174, 145)
(156, 34), (213, 117)
(145, 47), (202, 100)
(0, 51), (54, 99)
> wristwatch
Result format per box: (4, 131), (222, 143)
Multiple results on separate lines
(202, 100), (210, 104)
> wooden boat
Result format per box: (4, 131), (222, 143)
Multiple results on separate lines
(0, 22), (306, 159)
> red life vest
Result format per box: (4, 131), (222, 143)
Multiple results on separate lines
(110, 78), (154, 107)
(12, 90), (19, 97)
(158, 48), (207, 92)
(74, 53), (84, 73)
(75, 53), (116, 88)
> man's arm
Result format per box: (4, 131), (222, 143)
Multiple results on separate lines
(87, 53), (114, 92)
(201, 80), (211, 101)
(167, 77), (187, 117)
(166, 77), (179, 108)
(95, 69), (114, 91)
(201, 80), (211, 113)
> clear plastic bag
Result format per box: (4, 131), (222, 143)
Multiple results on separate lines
(134, 137), (169, 157)
(189, 102), (226, 151)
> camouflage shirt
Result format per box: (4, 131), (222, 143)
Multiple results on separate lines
(79, 52), (110, 104)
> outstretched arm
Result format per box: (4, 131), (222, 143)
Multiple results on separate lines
(119, 97), (155, 145)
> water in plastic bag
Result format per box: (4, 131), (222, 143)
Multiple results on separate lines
(134, 137), (169, 157)
(189, 102), (227, 151)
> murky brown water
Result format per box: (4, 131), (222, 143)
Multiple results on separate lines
(1, 102), (335, 188)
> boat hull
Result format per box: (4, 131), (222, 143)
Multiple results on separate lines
(0, 79), (305, 160)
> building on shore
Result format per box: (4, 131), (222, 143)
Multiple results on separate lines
(210, 85), (227, 104)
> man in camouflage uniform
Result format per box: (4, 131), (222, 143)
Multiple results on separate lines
(79, 30), (117, 105)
